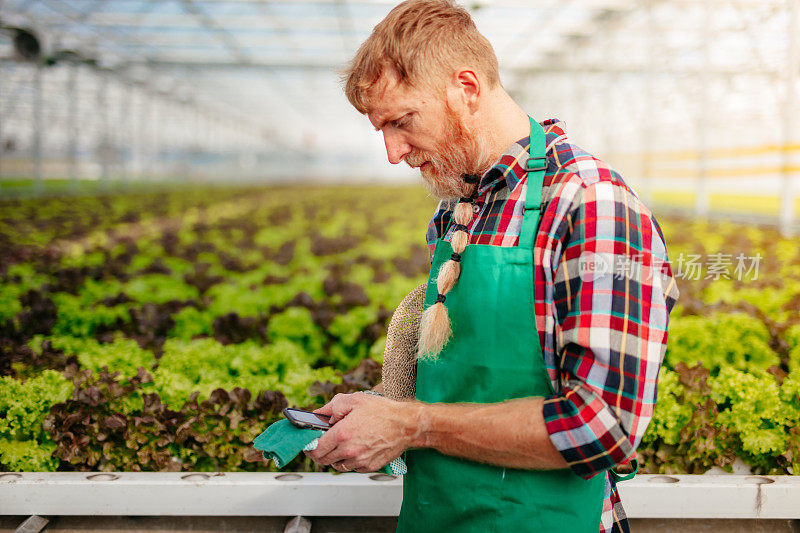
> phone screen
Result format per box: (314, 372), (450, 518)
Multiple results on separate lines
(285, 408), (331, 428)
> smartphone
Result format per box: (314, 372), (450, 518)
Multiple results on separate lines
(283, 408), (332, 431)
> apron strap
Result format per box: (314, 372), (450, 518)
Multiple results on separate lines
(518, 116), (547, 250)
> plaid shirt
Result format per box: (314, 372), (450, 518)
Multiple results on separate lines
(425, 118), (680, 533)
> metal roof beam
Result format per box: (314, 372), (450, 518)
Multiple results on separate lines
(87, 57), (781, 78)
(178, 0), (249, 63)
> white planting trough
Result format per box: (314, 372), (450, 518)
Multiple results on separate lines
(1, 472), (799, 519)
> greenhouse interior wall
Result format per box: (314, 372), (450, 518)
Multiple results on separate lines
(1, 0), (800, 532)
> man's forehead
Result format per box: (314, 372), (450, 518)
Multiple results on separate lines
(366, 73), (430, 127)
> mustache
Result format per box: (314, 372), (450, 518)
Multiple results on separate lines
(405, 151), (429, 168)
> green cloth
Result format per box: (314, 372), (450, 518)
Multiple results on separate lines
(253, 419), (323, 468)
(253, 419), (402, 475)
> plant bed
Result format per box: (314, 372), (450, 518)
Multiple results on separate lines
(1, 185), (799, 477)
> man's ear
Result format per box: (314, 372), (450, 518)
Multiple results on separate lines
(451, 68), (481, 111)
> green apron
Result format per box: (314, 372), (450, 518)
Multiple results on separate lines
(396, 117), (606, 533)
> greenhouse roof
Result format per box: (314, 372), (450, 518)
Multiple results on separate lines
(1, 0), (798, 183)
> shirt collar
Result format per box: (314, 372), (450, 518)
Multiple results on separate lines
(476, 117), (568, 196)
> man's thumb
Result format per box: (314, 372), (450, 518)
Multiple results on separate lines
(313, 403), (334, 416)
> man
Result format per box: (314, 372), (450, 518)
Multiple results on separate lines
(305, 1), (679, 532)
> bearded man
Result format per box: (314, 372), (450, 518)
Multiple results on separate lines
(304, 1), (680, 532)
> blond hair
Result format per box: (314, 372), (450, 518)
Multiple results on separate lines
(343, 0), (500, 114)
(417, 199), (475, 358)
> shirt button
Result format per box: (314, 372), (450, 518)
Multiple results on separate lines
(473, 203), (480, 214)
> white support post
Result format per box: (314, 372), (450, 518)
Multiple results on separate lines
(284, 516), (311, 533)
(641, 0), (655, 206)
(96, 71), (110, 184)
(152, 94), (161, 182)
(203, 112), (212, 178)
(32, 63), (43, 192)
(67, 63), (79, 185)
(193, 107), (202, 183)
(119, 81), (131, 182)
(138, 90), (148, 182)
(602, 34), (615, 166)
(175, 102), (183, 182)
(15, 515), (49, 533)
(780, 0), (799, 236)
(182, 102), (191, 182)
(145, 91), (156, 181)
(571, 72), (584, 146)
(130, 86), (140, 181)
(695, 0), (711, 217)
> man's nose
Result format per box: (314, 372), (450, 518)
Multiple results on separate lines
(383, 131), (411, 165)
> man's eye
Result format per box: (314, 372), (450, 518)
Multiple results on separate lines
(394, 116), (411, 129)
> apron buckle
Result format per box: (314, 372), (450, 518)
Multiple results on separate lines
(526, 157), (547, 172)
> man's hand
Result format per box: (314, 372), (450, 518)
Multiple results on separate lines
(304, 392), (421, 473)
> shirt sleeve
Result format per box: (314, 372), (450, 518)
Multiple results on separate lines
(541, 179), (680, 479)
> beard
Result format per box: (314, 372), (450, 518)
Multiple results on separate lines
(405, 105), (492, 200)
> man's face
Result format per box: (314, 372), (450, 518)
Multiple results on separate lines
(367, 71), (490, 199)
